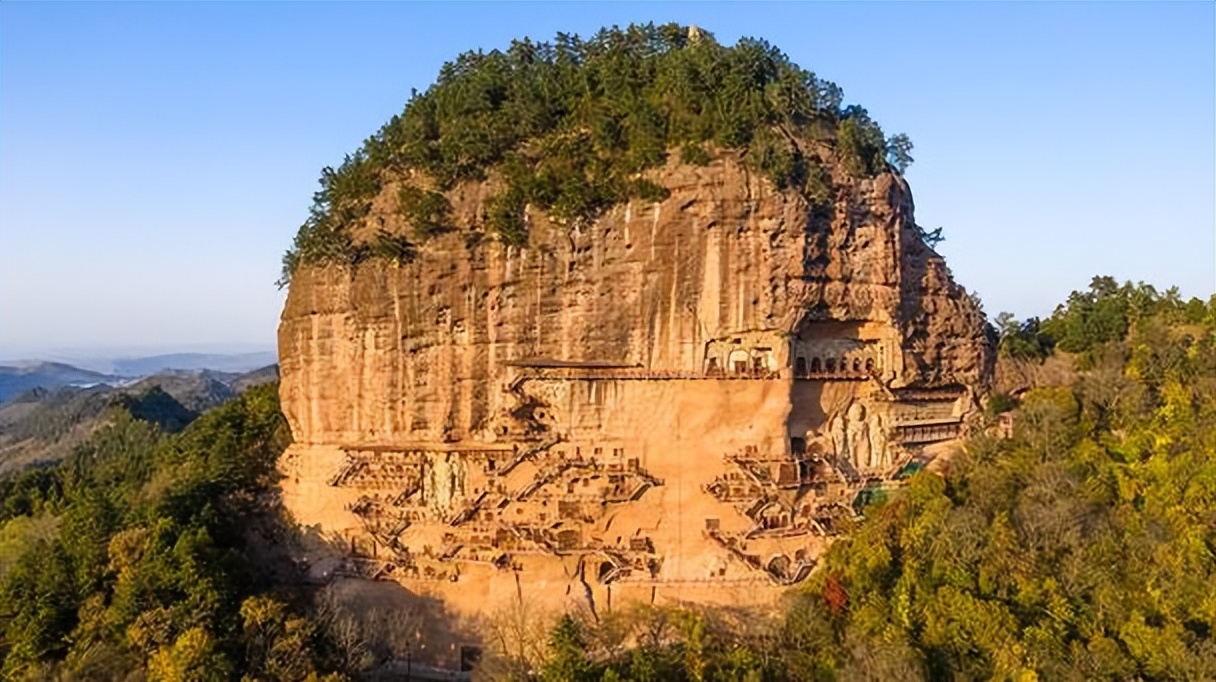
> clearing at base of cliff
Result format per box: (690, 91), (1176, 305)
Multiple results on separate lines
(275, 23), (993, 670)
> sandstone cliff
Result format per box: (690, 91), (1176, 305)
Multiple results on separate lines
(281, 155), (987, 443)
(278, 148), (991, 666)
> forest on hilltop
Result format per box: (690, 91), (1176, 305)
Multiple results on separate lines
(1, 278), (1212, 681)
(279, 23), (914, 285)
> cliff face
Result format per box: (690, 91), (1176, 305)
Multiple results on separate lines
(278, 154), (991, 663)
(281, 156), (986, 443)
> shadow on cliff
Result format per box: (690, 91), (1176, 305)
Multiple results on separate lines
(284, 520), (488, 677)
(238, 482), (487, 679)
(321, 574), (484, 680)
(886, 173), (995, 388)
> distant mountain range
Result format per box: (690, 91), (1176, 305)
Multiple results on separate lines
(0, 352), (277, 403)
(0, 362), (121, 403)
(0, 364), (279, 474)
(72, 351), (277, 377)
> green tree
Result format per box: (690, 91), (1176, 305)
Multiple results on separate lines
(541, 615), (598, 682)
(886, 133), (914, 174)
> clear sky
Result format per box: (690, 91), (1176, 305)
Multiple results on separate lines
(1, 2), (1213, 359)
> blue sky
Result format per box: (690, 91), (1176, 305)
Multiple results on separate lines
(1, 2), (1212, 359)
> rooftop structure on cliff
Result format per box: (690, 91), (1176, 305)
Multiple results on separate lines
(275, 24), (992, 669)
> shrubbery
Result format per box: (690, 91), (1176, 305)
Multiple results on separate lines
(396, 185), (452, 238)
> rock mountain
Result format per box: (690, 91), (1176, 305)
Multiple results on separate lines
(275, 25), (993, 668)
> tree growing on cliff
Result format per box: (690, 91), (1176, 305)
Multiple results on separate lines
(886, 133), (914, 174)
(917, 225), (945, 249)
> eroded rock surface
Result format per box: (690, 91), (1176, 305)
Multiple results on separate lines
(278, 155), (991, 665)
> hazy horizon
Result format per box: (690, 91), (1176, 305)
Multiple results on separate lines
(2, 2), (1213, 356)
(0, 342), (277, 366)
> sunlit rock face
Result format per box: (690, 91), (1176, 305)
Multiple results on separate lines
(277, 153), (991, 665)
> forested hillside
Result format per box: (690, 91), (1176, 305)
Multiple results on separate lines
(0, 385), (347, 681)
(0, 367), (279, 476)
(786, 280), (1216, 681)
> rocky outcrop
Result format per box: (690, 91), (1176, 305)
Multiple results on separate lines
(277, 152), (991, 666)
